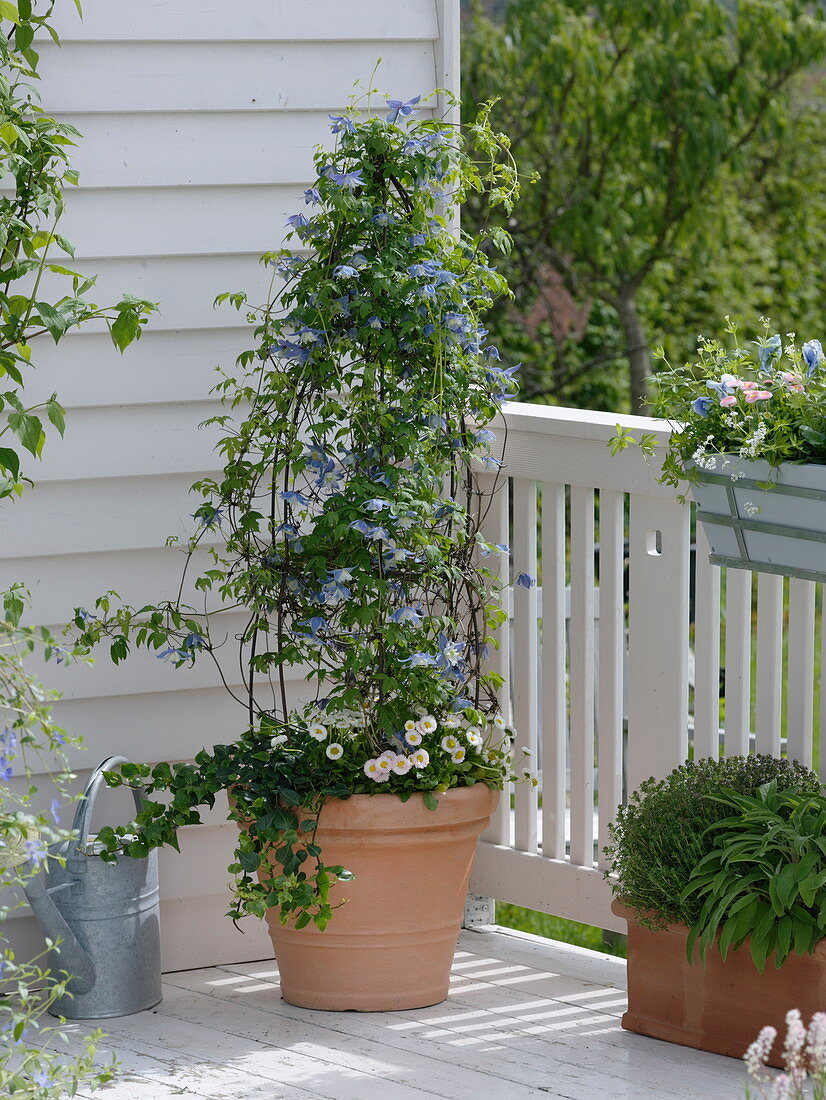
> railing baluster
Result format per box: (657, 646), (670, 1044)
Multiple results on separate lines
(479, 471), (511, 847)
(723, 569), (752, 756)
(693, 523), (721, 759)
(512, 478), (539, 853)
(569, 486), (595, 868)
(755, 572), (784, 756)
(541, 480), (567, 861)
(596, 489), (624, 871)
(786, 578), (815, 768)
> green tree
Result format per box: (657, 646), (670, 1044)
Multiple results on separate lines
(463, 0), (826, 411)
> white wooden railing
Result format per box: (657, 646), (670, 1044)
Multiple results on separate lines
(470, 401), (826, 933)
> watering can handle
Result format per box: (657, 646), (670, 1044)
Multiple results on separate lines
(68, 756), (146, 859)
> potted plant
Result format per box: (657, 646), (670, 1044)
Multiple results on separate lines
(612, 318), (826, 581)
(75, 94), (531, 1011)
(606, 755), (826, 1065)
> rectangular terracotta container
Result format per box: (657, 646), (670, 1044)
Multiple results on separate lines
(613, 900), (826, 1066)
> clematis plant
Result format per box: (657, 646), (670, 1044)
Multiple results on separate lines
(612, 317), (826, 489)
(75, 93), (531, 929)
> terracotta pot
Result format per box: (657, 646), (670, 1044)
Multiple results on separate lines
(613, 899), (826, 1066)
(262, 784), (497, 1011)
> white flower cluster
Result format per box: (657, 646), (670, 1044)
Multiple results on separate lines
(360, 712), (511, 783)
(691, 435), (718, 471)
(744, 1009), (826, 1100)
(740, 419), (767, 460)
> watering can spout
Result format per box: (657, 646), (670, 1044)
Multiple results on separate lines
(22, 872), (96, 994)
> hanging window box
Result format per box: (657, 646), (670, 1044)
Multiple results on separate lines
(690, 455), (826, 583)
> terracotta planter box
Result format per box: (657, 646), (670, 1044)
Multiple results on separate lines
(261, 784), (498, 1012)
(613, 900), (826, 1066)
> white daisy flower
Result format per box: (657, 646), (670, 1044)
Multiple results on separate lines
(308, 723), (328, 741)
(404, 719), (418, 732)
(392, 756), (413, 775)
(411, 749), (430, 769)
(405, 729), (423, 747)
(492, 715), (506, 730)
(442, 714), (461, 729)
(270, 734), (288, 749)
(419, 715), (438, 734)
(377, 753), (395, 772)
(465, 728), (483, 748)
(451, 746), (466, 764)
(364, 758), (389, 781)
(440, 734), (460, 753)
(326, 743), (344, 760)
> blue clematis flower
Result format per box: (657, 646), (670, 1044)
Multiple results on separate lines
(366, 315), (383, 329)
(407, 233), (427, 246)
(390, 606), (424, 625)
(304, 187), (321, 204)
(322, 581), (350, 603)
(803, 339), (825, 376)
(50, 797), (61, 824)
(285, 213), (309, 229)
(324, 168), (364, 189)
(386, 95), (421, 124)
(363, 498), (391, 512)
(475, 429), (497, 444)
(402, 651), (438, 668)
(280, 490), (309, 506)
(757, 334), (782, 372)
(181, 632), (205, 651)
(329, 114), (356, 134)
(193, 504), (224, 530)
(333, 264), (359, 280)
(372, 211), (395, 227)
(691, 395), (714, 417)
(296, 617), (326, 641)
(515, 572), (536, 588)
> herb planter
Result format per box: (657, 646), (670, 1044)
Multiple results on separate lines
(690, 455), (826, 583)
(613, 900), (826, 1066)
(262, 784), (498, 1011)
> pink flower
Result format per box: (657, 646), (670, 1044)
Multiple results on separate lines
(720, 395), (738, 407)
(741, 380), (759, 391)
(744, 389), (772, 403)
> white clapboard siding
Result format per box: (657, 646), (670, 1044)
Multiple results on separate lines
(59, 185), (308, 260)
(5, 0), (459, 970)
(21, 329), (248, 409)
(37, 42), (437, 113)
(49, 0), (440, 43)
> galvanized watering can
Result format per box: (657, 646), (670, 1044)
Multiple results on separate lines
(23, 756), (162, 1019)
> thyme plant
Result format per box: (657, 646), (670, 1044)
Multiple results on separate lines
(78, 94), (530, 930)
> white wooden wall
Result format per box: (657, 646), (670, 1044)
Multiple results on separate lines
(3, 0), (459, 971)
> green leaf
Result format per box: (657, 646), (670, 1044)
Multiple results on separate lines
(238, 850), (261, 873)
(0, 447), (20, 480)
(0, 1), (20, 23)
(46, 398), (66, 436)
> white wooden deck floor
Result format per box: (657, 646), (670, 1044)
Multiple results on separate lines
(62, 927), (750, 1100)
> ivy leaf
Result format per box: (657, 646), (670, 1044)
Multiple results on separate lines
(0, 2), (20, 24)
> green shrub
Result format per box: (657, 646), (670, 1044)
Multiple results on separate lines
(604, 755), (822, 929)
(682, 782), (826, 971)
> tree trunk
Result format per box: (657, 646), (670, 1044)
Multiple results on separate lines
(616, 285), (651, 414)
